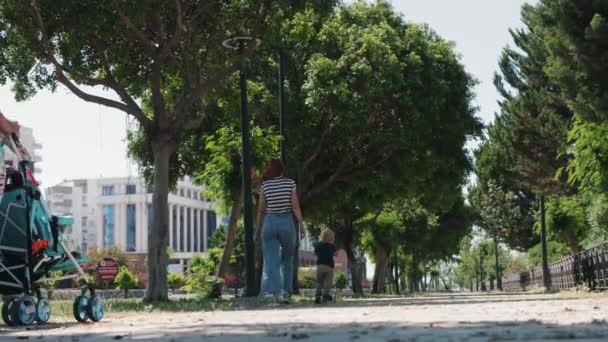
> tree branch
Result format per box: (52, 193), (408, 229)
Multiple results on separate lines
(112, 0), (156, 55)
(28, 0), (140, 117)
(90, 39), (151, 129)
(158, 0), (183, 61)
(301, 151), (353, 205)
(301, 121), (333, 173)
(173, 0), (267, 128)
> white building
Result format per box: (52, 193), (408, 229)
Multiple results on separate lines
(45, 177), (218, 265)
(4, 126), (43, 174)
(45, 179), (98, 253)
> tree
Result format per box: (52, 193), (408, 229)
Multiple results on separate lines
(195, 124), (278, 291)
(129, 0), (479, 295)
(126, 2), (339, 295)
(544, 195), (589, 254)
(0, 0), (294, 302)
(360, 210), (401, 294)
(493, 3), (575, 197)
(539, 0), (608, 124)
(583, 194), (608, 248)
(469, 181), (522, 290)
(282, 1), (479, 293)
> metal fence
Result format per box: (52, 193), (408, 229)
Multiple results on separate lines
(502, 241), (608, 291)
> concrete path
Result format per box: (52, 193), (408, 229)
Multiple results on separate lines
(2, 292), (608, 341)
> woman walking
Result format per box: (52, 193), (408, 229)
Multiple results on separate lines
(256, 159), (304, 304)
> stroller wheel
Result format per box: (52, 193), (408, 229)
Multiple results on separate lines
(1, 298), (19, 326)
(87, 295), (105, 322)
(35, 298), (52, 324)
(12, 297), (37, 326)
(73, 295), (89, 322)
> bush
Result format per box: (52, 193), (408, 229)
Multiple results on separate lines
(39, 271), (63, 299)
(334, 272), (347, 291)
(297, 268), (317, 289)
(168, 273), (185, 293)
(115, 266), (139, 298)
(184, 248), (224, 298)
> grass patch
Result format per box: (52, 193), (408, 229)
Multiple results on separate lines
(35, 295), (317, 319)
(1, 294), (330, 326)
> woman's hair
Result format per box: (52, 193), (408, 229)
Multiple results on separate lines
(320, 228), (335, 243)
(263, 159), (285, 180)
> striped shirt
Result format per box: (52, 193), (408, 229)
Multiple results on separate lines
(260, 177), (296, 213)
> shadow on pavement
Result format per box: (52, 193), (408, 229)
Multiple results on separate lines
(2, 319), (608, 341)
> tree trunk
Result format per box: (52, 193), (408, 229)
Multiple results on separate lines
(372, 245), (389, 294)
(144, 142), (173, 302)
(422, 264), (428, 292)
(493, 236), (502, 291)
(217, 187), (244, 279)
(563, 229), (581, 255)
(410, 253), (420, 293)
(346, 242), (364, 295)
(386, 259), (395, 293)
(394, 251), (400, 294)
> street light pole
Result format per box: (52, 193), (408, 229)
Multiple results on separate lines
(223, 36), (260, 297)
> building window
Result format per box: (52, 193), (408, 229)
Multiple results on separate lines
(179, 188), (184, 197)
(187, 190), (191, 199)
(126, 204), (136, 252)
(193, 191), (198, 200)
(147, 185), (153, 194)
(207, 210), (217, 241)
(172, 206), (178, 252)
(179, 207), (185, 252)
(126, 184), (137, 195)
(82, 216), (88, 227)
(102, 185), (115, 196)
(193, 209), (199, 252)
(187, 208), (192, 252)
(103, 205), (115, 247)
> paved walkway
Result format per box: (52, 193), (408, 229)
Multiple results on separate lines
(2, 292), (608, 341)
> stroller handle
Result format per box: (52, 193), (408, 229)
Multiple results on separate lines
(4, 132), (31, 163)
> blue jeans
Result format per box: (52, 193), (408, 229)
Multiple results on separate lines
(261, 213), (296, 295)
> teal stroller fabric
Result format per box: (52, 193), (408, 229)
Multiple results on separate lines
(0, 141), (88, 295)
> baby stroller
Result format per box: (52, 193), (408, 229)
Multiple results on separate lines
(0, 134), (104, 326)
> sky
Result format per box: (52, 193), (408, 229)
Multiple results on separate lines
(0, 0), (537, 189)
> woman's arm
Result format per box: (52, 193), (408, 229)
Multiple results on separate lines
(0, 112), (19, 137)
(255, 193), (266, 236)
(291, 190), (305, 239)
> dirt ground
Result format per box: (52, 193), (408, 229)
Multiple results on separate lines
(2, 292), (608, 341)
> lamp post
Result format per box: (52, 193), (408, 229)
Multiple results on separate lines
(222, 36), (260, 297)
